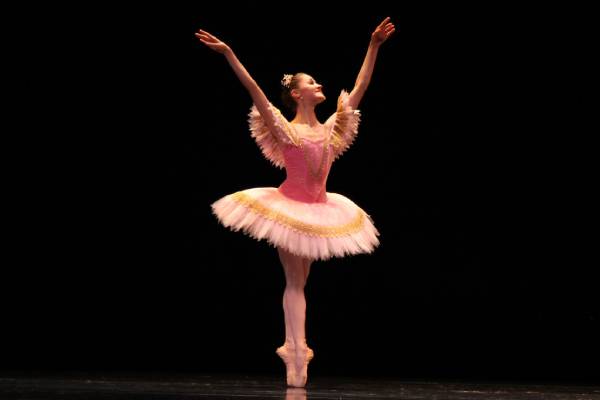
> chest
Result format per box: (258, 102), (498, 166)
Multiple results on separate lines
(290, 123), (331, 142)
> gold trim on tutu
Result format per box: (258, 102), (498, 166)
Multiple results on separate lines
(211, 188), (379, 260)
(230, 192), (365, 237)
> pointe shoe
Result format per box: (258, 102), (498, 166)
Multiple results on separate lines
(276, 344), (296, 386)
(289, 346), (314, 388)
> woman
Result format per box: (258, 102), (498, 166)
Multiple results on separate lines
(195, 17), (395, 388)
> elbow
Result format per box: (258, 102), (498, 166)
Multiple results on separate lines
(246, 77), (258, 88)
(244, 78), (260, 92)
(352, 83), (369, 98)
(353, 81), (369, 92)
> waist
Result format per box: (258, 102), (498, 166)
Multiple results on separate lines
(278, 180), (327, 203)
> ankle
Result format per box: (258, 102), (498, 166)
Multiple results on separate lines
(294, 340), (309, 351)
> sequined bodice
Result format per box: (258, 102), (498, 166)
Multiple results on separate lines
(278, 130), (334, 203)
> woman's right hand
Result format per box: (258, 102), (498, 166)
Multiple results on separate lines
(195, 29), (231, 54)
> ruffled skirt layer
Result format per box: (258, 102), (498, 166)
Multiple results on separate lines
(211, 187), (379, 260)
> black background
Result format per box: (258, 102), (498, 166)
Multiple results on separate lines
(6, 2), (597, 384)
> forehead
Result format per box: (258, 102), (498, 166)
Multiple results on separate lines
(299, 74), (316, 83)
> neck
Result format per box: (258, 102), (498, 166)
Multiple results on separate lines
(291, 103), (319, 127)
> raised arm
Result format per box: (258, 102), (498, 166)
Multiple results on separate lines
(195, 29), (280, 133)
(347, 17), (396, 110)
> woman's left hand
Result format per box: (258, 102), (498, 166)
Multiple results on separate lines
(371, 17), (395, 45)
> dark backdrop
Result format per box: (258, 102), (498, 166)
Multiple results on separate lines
(6, 2), (596, 384)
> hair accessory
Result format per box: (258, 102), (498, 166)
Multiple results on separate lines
(281, 74), (293, 88)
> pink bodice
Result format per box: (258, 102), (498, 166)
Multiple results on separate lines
(278, 138), (334, 203)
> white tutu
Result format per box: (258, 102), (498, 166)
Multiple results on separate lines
(211, 187), (380, 260)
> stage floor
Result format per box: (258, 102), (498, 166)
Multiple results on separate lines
(1, 372), (598, 399)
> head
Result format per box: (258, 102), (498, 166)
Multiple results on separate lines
(281, 72), (326, 113)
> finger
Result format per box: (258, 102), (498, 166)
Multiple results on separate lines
(386, 28), (396, 37)
(195, 33), (212, 42)
(201, 40), (219, 50)
(385, 25), (395, 33)
(196, 33), (214, 42)
(378, 16), (391, 28)
(201, 30), (218, 40)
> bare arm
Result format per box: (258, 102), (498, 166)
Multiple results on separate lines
(195, 29), (280, 133)
(347, 17), (396, 110)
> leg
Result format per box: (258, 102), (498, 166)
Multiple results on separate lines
(302, 256), (312, 284)
(282, 254), (313, 348)
(276, 247), (314, 387)
(282, 283), (294, 348)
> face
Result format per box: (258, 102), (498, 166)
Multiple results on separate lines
(292, 74), (326, 105)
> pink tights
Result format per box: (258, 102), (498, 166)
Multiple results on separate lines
(276, 247), (315, 387)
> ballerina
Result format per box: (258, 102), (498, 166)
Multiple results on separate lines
(196, 16), (395, 387)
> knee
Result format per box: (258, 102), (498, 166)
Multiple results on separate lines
(285, 278), (306, 291)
